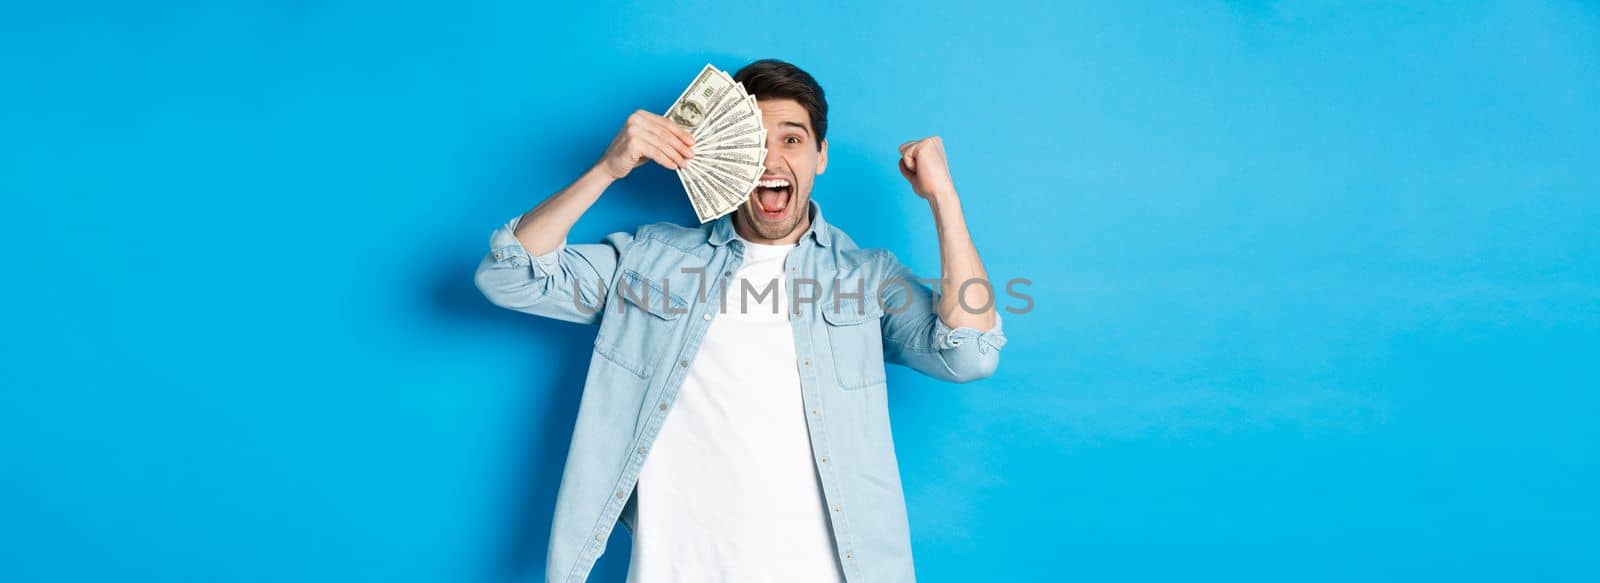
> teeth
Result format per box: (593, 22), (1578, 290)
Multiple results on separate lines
(757, 178), (791, 189)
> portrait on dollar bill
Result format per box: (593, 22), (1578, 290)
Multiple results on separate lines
(667, 99), (704, 129)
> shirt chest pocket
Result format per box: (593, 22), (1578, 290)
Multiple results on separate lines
(821, 297), (887, 390)
(594, 268), (691, 378)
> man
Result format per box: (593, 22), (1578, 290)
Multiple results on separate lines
(475, 59), (1007, 583)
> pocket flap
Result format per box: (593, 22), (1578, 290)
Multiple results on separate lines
(821, 296), (882, 326)
(619, 268), (690, 320)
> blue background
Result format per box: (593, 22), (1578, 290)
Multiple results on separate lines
(3, 1), (1597, 581)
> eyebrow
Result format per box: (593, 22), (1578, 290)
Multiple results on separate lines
(779, 121), (811, 136)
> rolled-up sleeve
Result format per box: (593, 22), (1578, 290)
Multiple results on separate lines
(877, 253), (1008, 383)
(473, 214), (631, 326)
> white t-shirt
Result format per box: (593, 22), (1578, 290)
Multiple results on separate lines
(626, 237), (845, 583)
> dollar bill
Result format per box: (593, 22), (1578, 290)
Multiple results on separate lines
(699, 116), (765, 146)
(698, 147), (767, 168)
(694, 129), (766, 153)
(676, 168), (718, 222)
(666, 65), (738, 135)
(692, 80), (747, 136)
(689, 158), (758, 200)
(699, 174), (743, 219)
(695, 95), (759, 141)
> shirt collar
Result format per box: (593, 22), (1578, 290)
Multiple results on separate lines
(709, 199), (833, 248)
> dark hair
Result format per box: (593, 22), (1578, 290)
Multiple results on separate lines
(733, 59), (828, 149)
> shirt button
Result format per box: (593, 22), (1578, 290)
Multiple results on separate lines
(616, 491), (627, 499)
(679, 359), (689, 367)
(810, 409), (819, 415)
(596, 533), (605, 542)
(702, 314), (711, 321)
(845, 552), (854, 560)
(660, 403), (669, 411)
(638, 446), (648, 454)
(832, 505), (841, 512)
(819, 456), (829, 464)
(802, 358), (811, 366)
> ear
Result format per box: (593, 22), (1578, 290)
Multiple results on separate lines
(816, 139), (829, 175)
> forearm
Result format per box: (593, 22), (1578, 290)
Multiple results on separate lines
(512, 164), (616, 255)
(927, 191), (997, 332)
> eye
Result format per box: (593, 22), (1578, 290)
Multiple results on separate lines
(785, 136), (802, 144)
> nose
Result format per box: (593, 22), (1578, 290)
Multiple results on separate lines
(762, 149), (782, 173)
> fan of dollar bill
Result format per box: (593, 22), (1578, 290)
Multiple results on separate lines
(664, 64), (767, 223)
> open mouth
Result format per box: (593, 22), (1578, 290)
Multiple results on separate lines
(751, 176), (793, 222)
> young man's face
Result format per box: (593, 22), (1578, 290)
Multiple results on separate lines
(737, 98), (827, 242)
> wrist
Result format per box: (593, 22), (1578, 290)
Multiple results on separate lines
(925, 188), (960, 211)
(586, 161), (622, 184)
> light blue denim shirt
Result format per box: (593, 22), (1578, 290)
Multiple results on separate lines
(474, 200), (1007, 582)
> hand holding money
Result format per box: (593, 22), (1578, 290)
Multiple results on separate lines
(595, 110), (696, 181)
(665, 64), (768, 223)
